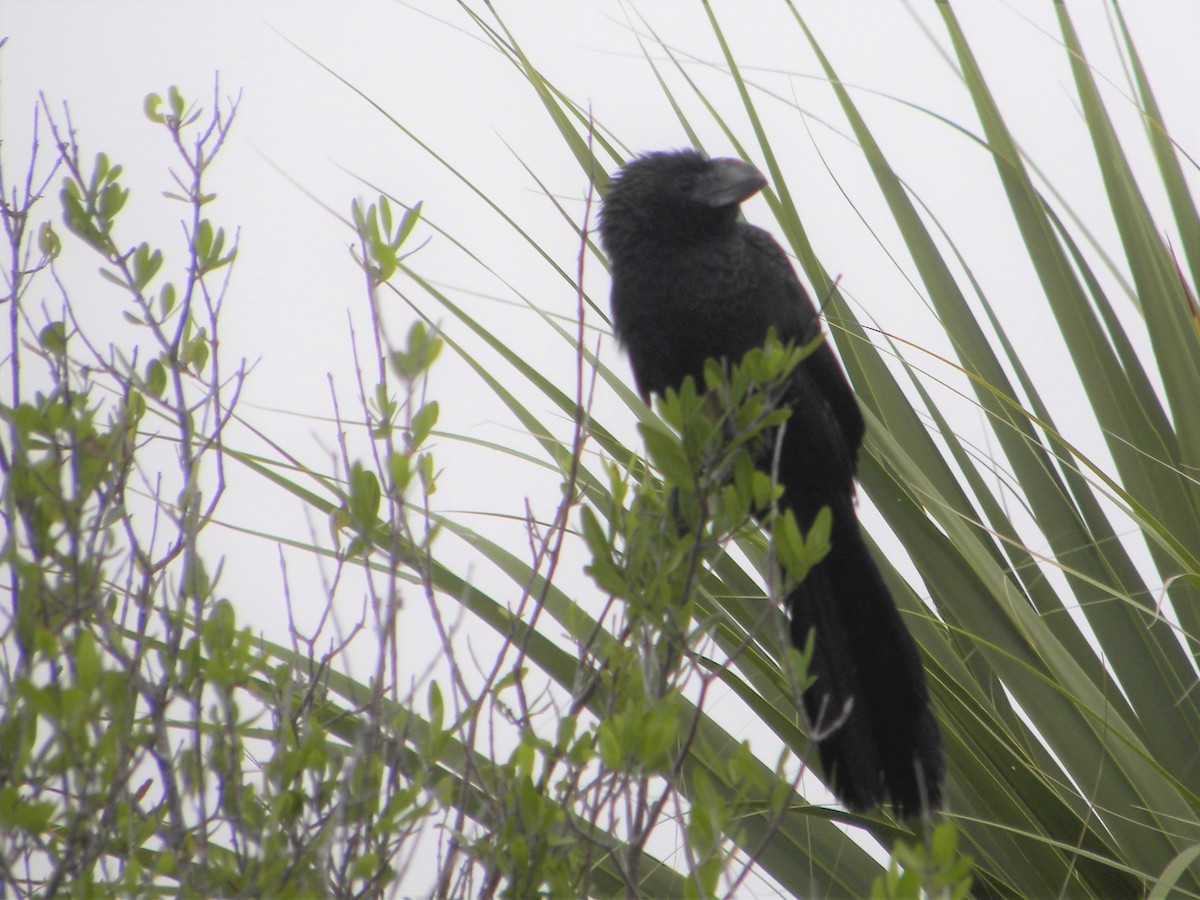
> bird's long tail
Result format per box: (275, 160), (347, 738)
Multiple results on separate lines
(787, 511), (943, 816)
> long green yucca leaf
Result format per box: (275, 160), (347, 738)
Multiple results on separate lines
(782, 0), (1156, 830)
(329, 2), (1200, 893)
(898, 180), (1200, 785)
(1054, 3), (1200, 594)
(862, 426), (1142, 731)
(1152, 846), (1200, 900)
(1064, 36), (1200, 693)
(748, 5), (1190, 897)
(1056, 7), (1200, 471)
(757, 6), (1199, 890)
(936, 0), (1200, 805)
(1111, 6), (1200, 294)
(940, 716), (1139, 897)
(900, 180), (1170, 619)
(1046, 202), (1179, 475)
(938, 2), (1200, 587)
(680, 19), (1120, 873)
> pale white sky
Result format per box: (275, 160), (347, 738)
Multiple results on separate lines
(3, 4), (1198, 875)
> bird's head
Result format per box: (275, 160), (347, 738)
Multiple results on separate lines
(598, 149), (767, 263)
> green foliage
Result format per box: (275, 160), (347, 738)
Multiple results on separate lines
(586, 332), (823, 632)
(872, 822), (974, 900)
(353, 195), (424, 286)
(0, 86), (451, 897)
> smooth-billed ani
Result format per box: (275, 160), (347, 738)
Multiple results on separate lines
(599, 149), (943, 816)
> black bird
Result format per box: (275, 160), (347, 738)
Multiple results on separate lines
(599, 149), (943, 816)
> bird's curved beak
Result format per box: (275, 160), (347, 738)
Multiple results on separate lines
(693, 158), (768, 207)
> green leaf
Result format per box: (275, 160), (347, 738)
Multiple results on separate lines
(131, 243), (162, 290)
(579, 504), (609, 558)
(394, 200), (423, 249)
(144, 358), (167, 397)
(408, 400), (438, 449)
(351, 852), (381, 880)
(37, 221), (61, 258)
(349, 463), (381, 529)
(72, 630), (101, 693)
(39, 321), (67, 356)
(427, 680), (444, 734)
(144, 92), (164, 123)
(159, 282), (176, 317)
(639, 421), (692, 487)
(388, 451), (411, 493)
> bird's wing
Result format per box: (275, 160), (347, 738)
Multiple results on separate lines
(743, 227), (866, 456)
